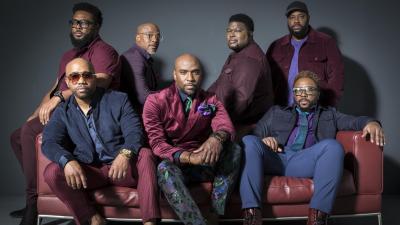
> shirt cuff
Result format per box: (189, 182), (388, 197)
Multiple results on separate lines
(173, 151), (183, 164)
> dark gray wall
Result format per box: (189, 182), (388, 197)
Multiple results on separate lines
(1, 0), (398, 196)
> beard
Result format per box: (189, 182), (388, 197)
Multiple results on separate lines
(288, 23), (309, 40)
(70, 31), (97, 49)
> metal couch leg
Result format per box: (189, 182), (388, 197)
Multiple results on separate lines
(377, 213), (382, 225)
(36, 215), (42, 225)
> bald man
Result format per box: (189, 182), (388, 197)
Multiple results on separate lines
(143, 54), (242, 225)
(42, 58), (160, 225)
(120, 22), (162, 112)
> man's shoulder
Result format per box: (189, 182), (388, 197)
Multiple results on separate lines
(270, 34), (290, 47)
(309, 29), (336, 43)
(241, 41), (267, 62)
(102, 89), (129, 101)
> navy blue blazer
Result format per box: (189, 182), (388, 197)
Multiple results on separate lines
(42, 88), (144, 167)
(253, 105), (377, 146)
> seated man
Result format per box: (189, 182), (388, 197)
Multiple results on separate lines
(208, 13), (274, 129)
(42, 58), (160, 225)
(240, 70), (385, 225)
(143, 54), (242, 225)
(120, 22), (162, 112)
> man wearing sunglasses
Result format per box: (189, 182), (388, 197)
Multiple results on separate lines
(42, 58), (159, 225)
(9, 3), (120, 224)
(239, 70), (385, 225)
(120, 23), (162, 113)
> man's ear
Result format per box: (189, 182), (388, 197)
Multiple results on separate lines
(173, 69), (177, 81)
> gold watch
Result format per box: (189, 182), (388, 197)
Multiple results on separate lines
(119, 149), (132, 159)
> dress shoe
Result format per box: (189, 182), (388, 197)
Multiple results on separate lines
(9, 207), (26, 218)
(243, 208), (262, 225)
(19, 203), (37, 225)
(307, 208), (328, 225)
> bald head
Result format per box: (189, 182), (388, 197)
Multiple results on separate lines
(66, 58), (94, 76)
(135, 23), (161, 55)
(173, 54), (202, 96)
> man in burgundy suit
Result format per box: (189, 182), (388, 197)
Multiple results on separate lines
(143, 54), (242, 225)
(42, 58), (159, 225)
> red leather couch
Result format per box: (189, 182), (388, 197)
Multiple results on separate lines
(36, 131), (383, 224)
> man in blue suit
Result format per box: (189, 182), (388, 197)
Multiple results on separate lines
(42, 58), (160, 225)
(240, 70), (385, 225)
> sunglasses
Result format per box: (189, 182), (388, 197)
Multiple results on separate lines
(293, 86), (318, 96)
(67, 72), (95, 84)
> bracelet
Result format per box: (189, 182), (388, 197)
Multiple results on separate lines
(188, 151), (193, 165)
(210, 132), (224, 143)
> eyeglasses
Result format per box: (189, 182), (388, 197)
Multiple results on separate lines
(69, 19), (95, 29)
(67, 72), (95, 84)
(139, 32), (163, 41)
(293, 86), (318, 96)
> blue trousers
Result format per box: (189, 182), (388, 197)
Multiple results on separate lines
(239, 135), (344, 214)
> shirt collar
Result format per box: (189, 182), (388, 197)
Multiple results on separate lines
(134, 43), (152, 61)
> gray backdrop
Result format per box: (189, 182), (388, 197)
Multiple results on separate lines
(0, 0), (398, 196)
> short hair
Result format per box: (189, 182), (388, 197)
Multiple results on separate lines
(294, 70), (320, 88)
(72, 2), (103, 27)
(229, 13), (254, 32)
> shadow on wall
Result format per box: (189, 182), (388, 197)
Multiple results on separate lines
(316, 27), (377, 117)
(383, 156), (400, 194)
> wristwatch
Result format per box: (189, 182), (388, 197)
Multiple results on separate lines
(53, 90), (65, 102)
(119, 149), (133, 159)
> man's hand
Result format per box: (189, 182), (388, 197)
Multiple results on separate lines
(262, 137), (283, 152)
(108, 154), (130, 181)
(193, 136), (223, 166)
(362, 121), (385, 146)
(64, 160), (87, 190)
(39, 96), (61, 125)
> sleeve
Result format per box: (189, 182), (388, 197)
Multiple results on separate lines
(142, 94), (184, 161)
(333, 108), (378, 131)
(91, 45), (121, 78)
(42, 107), (75, 168)
(211, 97), (236, 141)
(119, 95), (144, 155)
(322, 38), (345, 106)
(253, 106), (275, 138)
(128, 53), (153, 105)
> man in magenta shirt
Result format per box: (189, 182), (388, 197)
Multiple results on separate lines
(9, 3), (120, 224)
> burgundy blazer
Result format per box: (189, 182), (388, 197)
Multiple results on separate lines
(142, 83), (235, 161)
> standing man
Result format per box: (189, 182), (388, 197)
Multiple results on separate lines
(42, 58), (159, 225)
(239, 71), (385, 225)
(120, 23), (162, 112)
(208, 14), (274, 129)
(9, 3), (121, 224)
(143, 54), (241, 225)
(266, 1), (344, 107)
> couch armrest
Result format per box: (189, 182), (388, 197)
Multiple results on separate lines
(336, 131), (383, 195)
(36, 133), (53, 195)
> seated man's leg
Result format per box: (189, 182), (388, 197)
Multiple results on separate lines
(212, 141), (242, 215)
(240, 135), (284, 209)
(44, 162), (109, 225)
(285, 139), (344, 214)
(134, 147), (160, 223)
(157, 160), (206, 225)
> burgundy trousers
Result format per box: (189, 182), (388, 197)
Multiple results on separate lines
(43, 147), (160, 225)
(10, 117), (44, 205)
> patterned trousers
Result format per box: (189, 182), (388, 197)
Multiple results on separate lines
(157, 142), (242, 225)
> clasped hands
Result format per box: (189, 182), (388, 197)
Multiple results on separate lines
(181, 136), (223, 167)
(63, 154), (130, 190)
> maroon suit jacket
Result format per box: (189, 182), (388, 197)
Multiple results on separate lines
(143, 83), (235, 161)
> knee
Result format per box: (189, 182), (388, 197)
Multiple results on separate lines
(10, 128), (20, 146)
(138, 147), (156, 162)
(242, 135), (265, 157)
(43, 163), (64, 185)
(157, 160), (173, 175)
(320, 139), (345, 160)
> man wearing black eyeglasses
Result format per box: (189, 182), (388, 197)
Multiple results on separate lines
(120, 23), (162, 113)
(239, 70), (384, 225)
(9, 3), (120, 224)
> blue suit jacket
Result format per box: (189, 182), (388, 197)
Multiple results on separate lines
(42, 88), (144, 167)
(253, 105), (377, 146)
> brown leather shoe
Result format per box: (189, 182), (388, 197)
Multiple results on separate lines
(307, 208), (328, 225)
(243, 208), (262, 225)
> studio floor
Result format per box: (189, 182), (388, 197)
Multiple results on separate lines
(2, 195), (398, 225)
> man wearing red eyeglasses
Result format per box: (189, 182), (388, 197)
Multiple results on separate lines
(9, 3), (121, 224)
(42, 58), (159, 225)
